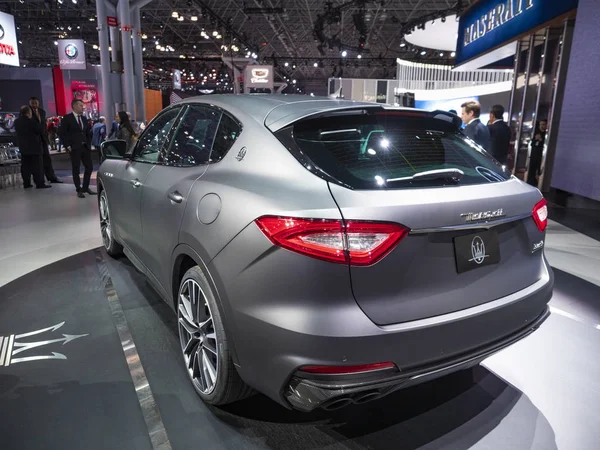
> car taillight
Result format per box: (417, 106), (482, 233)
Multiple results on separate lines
(299, 362), (397, 375)
(532, 198), (548, 232)
(255, 216), (409, 266)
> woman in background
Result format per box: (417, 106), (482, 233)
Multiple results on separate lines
(116, 111), (136, 152)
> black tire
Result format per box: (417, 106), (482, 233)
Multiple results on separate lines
(98, 189), (123, 257)
(177, 266), (254, 405)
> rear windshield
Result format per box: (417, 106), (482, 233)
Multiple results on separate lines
(275, 111), (511, 190)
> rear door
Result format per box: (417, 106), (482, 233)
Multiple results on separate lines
(276, 110), (547, 326)
(139, 104), (222, 294)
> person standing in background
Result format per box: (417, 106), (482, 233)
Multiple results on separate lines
(487, 104), (512, 166)
(92, 117), (107, 149)
(116, 111), (136, 152)
(47, 118), (58, 151)
(527, 120), (547, 186)
(14, 106), (51, 189)
(461, 100), (490, 151)
(29, 97), (63, 184)
(108, 113), (119, 139)
(61, 99), (96, 198)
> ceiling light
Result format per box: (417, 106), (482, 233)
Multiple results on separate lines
(440, 52), (444, 57)
(212, 31), (218, 36)
(54, 41), (58, 45)
(93, 44), (98, 49)
(313, 62), (318, 67)
(400, 42), (406, 47)
(357, 54), (362, 59)
(292, 79), (297, 84)
(420, 50), (426, 56)
(172, 12), (179, 18)
(191, 16), (198, 21)
(451, 51), (456, 57)
(178, 16), (184, 21)
(284, 62), (289, 67)
(72, 0), (77, 3)
(341, 50), (347, 57)
(142, 34), (148, 39)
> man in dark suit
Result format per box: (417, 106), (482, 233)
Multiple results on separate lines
(487, 104), (512, 166)
(461, 100), (490, 151)
(29, 97), (63, 184)
(14, 105), (51, 189)
(61, 99), (96, 198)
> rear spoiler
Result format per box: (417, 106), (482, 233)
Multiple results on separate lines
(430, 110), (463, 130)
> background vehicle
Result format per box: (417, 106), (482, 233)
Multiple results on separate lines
(98, 95), (553, 412)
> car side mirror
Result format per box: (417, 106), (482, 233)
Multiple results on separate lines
(100, 140), (128, 161)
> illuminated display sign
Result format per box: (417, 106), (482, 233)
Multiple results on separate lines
(0, 11), (20, 67)
(244, 65), (274, 90)
(173, 69), (182, 90)
(455, 0), (579, 66)
(463, 0), (534, 47)
(58, 39), (87, 70)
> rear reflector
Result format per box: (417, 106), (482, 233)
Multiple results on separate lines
(532, 198), (548, 232)
(300, 362), (397, 375)
(255, 216), (409, 266)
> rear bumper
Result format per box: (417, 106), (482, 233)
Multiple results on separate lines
(285, 306), (550, 412)
(209, 222), (554, 411)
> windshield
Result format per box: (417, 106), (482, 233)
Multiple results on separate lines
(276, 111), (511, 190)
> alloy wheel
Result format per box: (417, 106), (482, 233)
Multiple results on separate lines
(178, 279), (219, 394)
(99, 191), (112, 249)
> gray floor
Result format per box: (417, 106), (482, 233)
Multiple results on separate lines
(0, 182), (599, 449)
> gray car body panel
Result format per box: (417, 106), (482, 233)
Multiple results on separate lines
(97, 94), (553, 410)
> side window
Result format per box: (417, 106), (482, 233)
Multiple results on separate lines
(134, 107), (181, 163)
(211, 114), (242, 162)
(164, 105), (220, 167)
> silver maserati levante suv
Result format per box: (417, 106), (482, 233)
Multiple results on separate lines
(98, 95), (553, 412)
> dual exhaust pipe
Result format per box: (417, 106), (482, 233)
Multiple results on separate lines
(321, 390), (385, 411)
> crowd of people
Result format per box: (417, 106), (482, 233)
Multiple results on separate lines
(13, 97), (139, 197)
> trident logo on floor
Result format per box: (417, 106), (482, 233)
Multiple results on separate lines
(0, 322), (88, 367)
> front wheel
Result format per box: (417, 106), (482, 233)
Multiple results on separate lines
(99, 189), (123, 257)
(177, 266), (253, 405)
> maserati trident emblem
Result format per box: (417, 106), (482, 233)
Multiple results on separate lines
(461, 208), (505, 223)
(469, 236), (489, 264)
(235, 146), (247, 161)
(0, 321), (88, 367)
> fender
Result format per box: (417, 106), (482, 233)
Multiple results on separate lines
(170, 243), (242, 367)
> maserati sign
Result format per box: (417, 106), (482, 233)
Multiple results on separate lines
(0, 11), (20, 67)
(58, 39), (87, 70)
(463, 0), (534, 48)
(0, 321), (87, 367)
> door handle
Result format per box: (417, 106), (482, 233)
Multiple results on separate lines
(130, 179), (142, 188)
(168, 191), (184, 204)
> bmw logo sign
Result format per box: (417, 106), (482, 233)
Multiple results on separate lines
(65, 43), (79, 59)
(0, 24), (5, 41)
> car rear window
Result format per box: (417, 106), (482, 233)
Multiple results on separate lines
(275, 111), (511, 190)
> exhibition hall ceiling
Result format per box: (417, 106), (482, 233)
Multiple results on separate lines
(0, 0), (473, 80)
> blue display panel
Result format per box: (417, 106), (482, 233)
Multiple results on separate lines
(455, 0), (579, 66)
